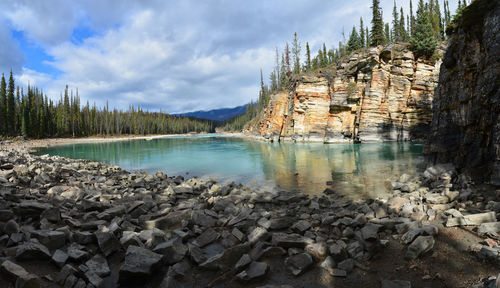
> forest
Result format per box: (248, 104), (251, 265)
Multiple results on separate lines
(0, 72), (215, 138)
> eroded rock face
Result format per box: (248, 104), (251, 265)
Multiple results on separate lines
(426, 0), (500, 185)
(251, 43), (443, 143)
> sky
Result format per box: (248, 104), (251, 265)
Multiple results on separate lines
(0, 0), (457, 113)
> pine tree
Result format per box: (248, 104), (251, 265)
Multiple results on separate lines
(275, 47), (280, 89)
(370, 0), (385, 46)
(285, 43), (291, 76)
(400, 7), (408, 42)
(359, 17), (365, 48)
(410, 0), (415, 37)
(366, 27), (370, 48)
(305, 42), (312, 72)
(392, 0), (400, 42)
(0, 74), (6, 135)
(280, 53), (287, 86)
(347, 26), (362, 52)
(429, 0), (442, 40)
(7, 71), (15, 135)
(410, 0), (437, 58)
(322, 43), (328, 65)
(384, 23), (391, 44)
(292, 32), (301, 74)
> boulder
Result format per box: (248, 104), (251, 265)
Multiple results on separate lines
(85, 254), (110, 277)
(404, 236), (435, 260)
(31, 230), (66, 250)
(236, 261), (269, 282)
(153, 238), (187, 264)
(200, 243), (250, 271)
(15, 240), (51, 261)
(285, 253), (313, 276)
(119, 246), (164, 283)
(95, 231), (121, 257)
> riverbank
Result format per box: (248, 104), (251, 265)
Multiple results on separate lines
(0, 144), (498, 287)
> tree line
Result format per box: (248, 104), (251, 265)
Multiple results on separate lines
(0, 72), (216, 138)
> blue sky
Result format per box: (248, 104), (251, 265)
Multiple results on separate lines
(0, 0), (457, 113)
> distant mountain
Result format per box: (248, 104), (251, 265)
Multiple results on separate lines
(177, 104), (248, 121)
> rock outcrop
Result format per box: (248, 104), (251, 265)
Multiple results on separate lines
(425, 0), (500, 186)
(249, 43), (443, 143)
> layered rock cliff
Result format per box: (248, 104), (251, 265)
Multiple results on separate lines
(246, 43), (444, 143)
(426, 0), (500, 186)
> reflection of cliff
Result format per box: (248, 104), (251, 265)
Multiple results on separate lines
(248, 141), (424, 198)
(249, 43), (443, 143)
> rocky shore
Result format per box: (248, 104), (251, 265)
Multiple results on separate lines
(0, 145), (499, 288)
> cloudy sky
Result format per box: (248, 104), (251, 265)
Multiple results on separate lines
(0, 0), (456, 113)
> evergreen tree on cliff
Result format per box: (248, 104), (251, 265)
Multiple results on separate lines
(392, 1), (400, 42)
(292, 32), (301, 74)
(305, 42), (311, 72)
(410, 0), (437, 58)
(347, 26), (362, 52)
(0, 74), (6, 135)
(359, 17), (365, 48)
(370, 0), (384, 46)
(7, 71), (15, 135)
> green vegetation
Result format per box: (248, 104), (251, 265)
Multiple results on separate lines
(0, 74), (215, 138)
(410, 0), (438, 58)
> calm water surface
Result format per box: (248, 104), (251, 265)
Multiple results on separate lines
(35, 135), (424, 199)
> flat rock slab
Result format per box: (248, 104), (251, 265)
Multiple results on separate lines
(200, 243), (250, 271)
(85, 254), (110, 277)
(425, 193), (450, 204)
(478, 222), (500, 234)
(271, 233), (313, 248)
(1, 260), (40, 287)
(193, 228), (219, 247)
(446, 212), (497, 227)
(16, 240), (51, 261)
(153, 238), (187, 264)
(119, 245), (164, 283)
(236, 261), (269, 281)
(31, 230), (66, 250)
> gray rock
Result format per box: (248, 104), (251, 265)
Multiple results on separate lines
(95, 231), (121, 257)
(425, 193), (450, 204)
(119, 245), (164, 283)
(329, 241), (347, 261)
(381, 279), (412, 288)
(401, 228), (423, 245)
(31, 230), (66, 250)
(192, 210), (217, 227)
(1, 260), (30, 280)
(271, 233), (313, 248)
(360, 223), (382, 241)
(285, 253), (313, 276)
(305, 242), (328, 261)
(320, 256), (346, 277)
(235, 254), (252, 271)
(16, 201), (53, 218)
(248, 227), (269, 245)
(404, 236), (435, 260)
(446, 212), (497, 227)
(143, 210), (191, 231)
(153, 238), (187, 264)
(73, 231), (96, 245)
(52, 249), (69, 268)
(422, 225), (439, 236)
(200, 243), (250, 271)
(4, 219), (19, 235)
(193, 228), (219, 247)
(16, 240), (51, 261)
(67, 244), (89, 262)
(40, 207), (61, 223)
(236, 261), (269, 281)
(292, 220), (311, 233)
(478, 222), (500, 234)
(337, 258), (354, 272)
(84, 270), (104, 288)
(85, 254), (110, 277)
(15, 273), (40, 288)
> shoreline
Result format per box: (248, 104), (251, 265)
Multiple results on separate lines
(0, 142), (499, 287)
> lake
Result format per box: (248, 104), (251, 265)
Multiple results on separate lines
(35, 135), (425, 199)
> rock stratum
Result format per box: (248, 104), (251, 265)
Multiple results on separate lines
(426, 0), (500, 186)
(246, 43), (444, 143)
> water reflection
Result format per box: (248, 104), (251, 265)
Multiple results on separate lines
(36, 136), (424, 199)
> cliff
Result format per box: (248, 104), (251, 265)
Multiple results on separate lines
(246, 43), (444, 143)
(426, 0), (500, 186)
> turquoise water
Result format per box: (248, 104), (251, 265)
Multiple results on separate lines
(35, 135), (424, 198)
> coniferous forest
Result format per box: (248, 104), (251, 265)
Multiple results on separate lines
(0, 72), (215, 139)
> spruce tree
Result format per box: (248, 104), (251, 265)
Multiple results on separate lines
(384, 23), (391, 44)
(366, 27), (370, 48)
(400, 7), (408, 42)
(392, 0), (400, 42)
(7, 71), (15, 135)
(305, 42), (312, 72)
(275, 47), (280, 89)
(0, 74), (6, 135)
(359, 17), (365, 48)
(292, 32), (301, 74)
(410, 0), (415, 37)
(347, 26), (362, 52)
(279, 54), (287, 86)
(370, 0), (384, 46)
(322, 43), (328, 65)
(410, 0), (437, 58)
